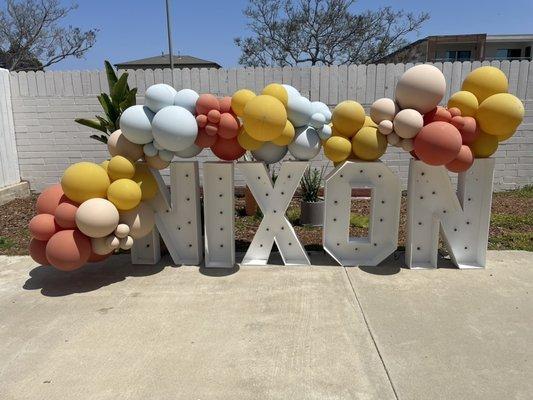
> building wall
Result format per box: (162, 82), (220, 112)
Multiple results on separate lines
(7, 61), (533, 193)
(484, 42), (533, 60)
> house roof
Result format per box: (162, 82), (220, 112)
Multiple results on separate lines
(115, 54), (221, 69)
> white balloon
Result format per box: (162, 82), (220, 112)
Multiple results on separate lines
(119, 105), (154, 145)
(174, 143), (202, 158)
(158, 149), (174, 162)
(145, 84), (177, 113)
(252, 142), (288, 164)
(288, 126), (322, 160)
(309, 112), (326, 129)
(151, 106), (198, 151)
(311, 101), (332, 123)
(318, 124), (332, 141)
(143, 142), (157, 157)
(287, 96), (313, 127)
(174, 88), (199, 114)
(282, 84), (300, 103)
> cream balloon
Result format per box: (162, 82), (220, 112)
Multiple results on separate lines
(370, 98), (398, 123)
(75, 198), (120, 238)
(119, 202), (156, 239)
(393, 109), (424, 139)
(395, 65), (446, 114)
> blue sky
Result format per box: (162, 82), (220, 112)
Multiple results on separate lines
(34, 0), (533, 70)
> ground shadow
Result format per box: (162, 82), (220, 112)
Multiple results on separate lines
(199, 265), (240, 277)
(23, 254), (170, 297)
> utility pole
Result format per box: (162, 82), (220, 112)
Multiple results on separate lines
(165, 0), (174, 71)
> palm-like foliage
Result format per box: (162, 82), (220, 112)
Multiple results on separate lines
(75, 60), (137, 143)
(300, 166), (326, 202)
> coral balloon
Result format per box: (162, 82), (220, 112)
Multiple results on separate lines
(218, 113), (240, 139)
(119, 202), (156, 239)
(447, 91), (478, 117)
(424, 106), (452, 124)
(332, 100), (365, 138)
(36, 184), (64, 215)
(29, 213), (59, 241)
(476, 93), (524, 137)
(461, 66), (508, 103)
(107, 155), (136, 181)
(75, 198), (120, 238)
(54, 198), (78, 229)
(450, 116), (465, 130)
(393, 109), (423, 139)
(29, 239), (49, 265)
(45, 229), (91, 271)
(211, 136), (246, 161)
(469, 130), (499, 158)
(446, 145), (474, 173)
(196, 114), (208, 128)
(414, 122), (462, 166)
(352, 127), (387, 161)
(144, 154), (170, 170)
(370, 98), (398, 124)
(196, 94), (220, 115)
(219, 96), (232, 113)
(195, 128), (218, 148)
(460, 117), (480, 144)
(272, 120), (295, 146)
(107, 130), (143, 161)
(243, 95), (287, 142)
(107, 179), (142, 211)
(61, 162), (110, 203)
(395, 65), (446, 114)
(262, 83), (288, 106)
(231, 89), (256, 117)
(207, 109), (221, 124)
(324, 136), (352, 162)
(237, 128), (263, 151)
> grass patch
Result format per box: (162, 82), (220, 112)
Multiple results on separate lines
(350, 213), (369, 228)
(488, 233), (533, 251)
(491, 213), (533, 229)
(497, 184), (533, 198)
(286, 208), (301, 225)
(0, 236), (14, 250)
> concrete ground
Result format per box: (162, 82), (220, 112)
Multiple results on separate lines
(0, 250), (531, 400)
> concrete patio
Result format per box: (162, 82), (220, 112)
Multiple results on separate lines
(0, 250), (532, 400)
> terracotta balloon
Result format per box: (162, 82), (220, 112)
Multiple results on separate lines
(211, 136), (246, 161)
(459, 117), (479, 144)
(107, 130), (143, 162)
(195, 128), (218, 148)
(424, 106), (452, 124)
(54, 198), (78, 229)
(29, 238), (49, 265)
(207, 109), (221, 124)
(36, 184), (64, 215)
(219, 96), (232, 113)
(217, 113), (240, 139)
(196, 114), (208, 128)
(205, 123), (219, 136)
(29, 213), (59, 241)
(196, 94), (219, 115)
(450, 116), (465, 130)
(414, 122), (462, 166)
(448, 107), (462, 117)
(446, 145), (474, 173)
(45, 229), (92, 271)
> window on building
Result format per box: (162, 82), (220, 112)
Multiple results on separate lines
(444, 50), (471, 61)
(496, 49), (522, 60)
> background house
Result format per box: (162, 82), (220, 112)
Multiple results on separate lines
(115, 54), (221, 70)
(380, 34), (533, 63)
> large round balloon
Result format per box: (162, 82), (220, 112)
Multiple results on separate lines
(218, 113), (240, 139)
(272, 120), (295, 146)
(237, 127), (263, 150)
(174, 89), (199, 114)
(370, 98), (398, 124)
(332, 101), (365, 137)
(324, 136), (352, 162)
(54, 198), (78, 229)
(476, 93), (524, 137)
(151, 105), (198, 151)
(61, 162), (110, 203)
(252, 142), (288, 164)
(446, 145), (474, 173)
(107, 155), (135, 181)
(447, 91), (478, 117)
(461, 66), (508, 103)
(393, 109), (423, 139)
(469, 130), (499, 158)
(243, 95), (287, 142)
(119, 105), (155, 145)
(119, 202), (156, 239)
(262, 83), (288, 106)
(145, 84), (177, 113)
(351, 127), (387, 161)
(288, 126), (322, 160)
(414, 122), (462, 166)
(231, 89), (256, 117)
(196, 94), (220, 115)
(75, 198), (119, 238)
(211, 136), (246, 161)
(45, 229), (91, 271)
(287, 95), (313, 127)
(29, 238), (49, 265)
(174, 143), (202, 158)
(36, 184), (65, 215)
(29, 213), (59, 241)
(107, 130), (143, 162)
(107, 179), (142, 211)
(395, 65), (446, 114)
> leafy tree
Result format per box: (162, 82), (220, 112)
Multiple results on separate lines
(0, 0), (97, 71)
(235, 0), (429, 66)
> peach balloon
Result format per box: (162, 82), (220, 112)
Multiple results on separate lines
(196, 94), (219, 115)
(460, 117), (479, 144)
(195, 128), (217, 148)
(219, 96), (232, 113)
(414, 121), (462, 166)
(107, 130), (143, 162)
(218, 113), (240, 139)
(29, 239), (49, 265)
(36, 184), (64, 215)
(211, 136), (246, 161)
(54, 198), (78, 229)
(45, 230), (92, 271)
(29, 213), (59, 241)
(446, 145), (474, 173)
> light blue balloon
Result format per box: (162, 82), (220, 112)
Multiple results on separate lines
(287, 96), (313, 127)
(288, 126), (321, 160)
(174, 89), (199, 114)
(311, 101), (332, 123)
(145, 84), (177, 113)
(151, 106), (198, 151)
(318, 124), (332, 141)
(252, 142), (288, 164)
(120, 105), (155, 145)
(174, 143), (202, 158)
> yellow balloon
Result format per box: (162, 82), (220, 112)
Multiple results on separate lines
(447, 91), (478, 117)
(107, 155), (135, 181)
(469, 130), (499, 158)
(132, 162), (158, 201)
(351, 127), (387, 161)
(107, 179), (142, 211)
(461, 66), (508, 103)
(497, 130), (515, 142)
(363, 116), (377, 128)
(243, 95), (287, 142)
(332, 100), (365, 138)
(237, 127), (263, 150)
(476, 93), (524, 136)
(272, 120), (295, 146)
(231, 89), (256, 117)
(100, 160), (109, 172)
(262, 83), (288, 106)
(61, 162), (110, 203)
(324, 136), (352, 162)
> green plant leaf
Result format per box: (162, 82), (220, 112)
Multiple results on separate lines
(89, 134), (109, 144)
(111, 73), (129, 106)
(98, 93), (119, 124)
(95, 115), (115, 132)
(104, 60), (118, 93)
(75, 118), (107, 133)
(119, 88), (137, 110)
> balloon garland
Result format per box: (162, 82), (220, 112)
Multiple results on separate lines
(28, 65), (524, 271)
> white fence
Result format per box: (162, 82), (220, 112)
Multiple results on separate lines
(2, 60), (532, 192)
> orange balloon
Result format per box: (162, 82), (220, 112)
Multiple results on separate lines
(54, 197), (78, 229)
(36, 184), (64, 215)
(196, 94), (219, 115)
(29, 213), (59, 241)
(45, 230), (92, 271)
(29, 238), (49, 265)
(211, 136), (246, 161)
(207, 109), (221, 124)
(424, 106), (451, 124)
(460, 117), (479, 144)
(414, 121), (462, 166)
(196, 114), (208, 128)
(195, 128), (217, 148)
(219, 96), (232, 113)
(446, 145), (474, 172)
(218, 113), (240, 139)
